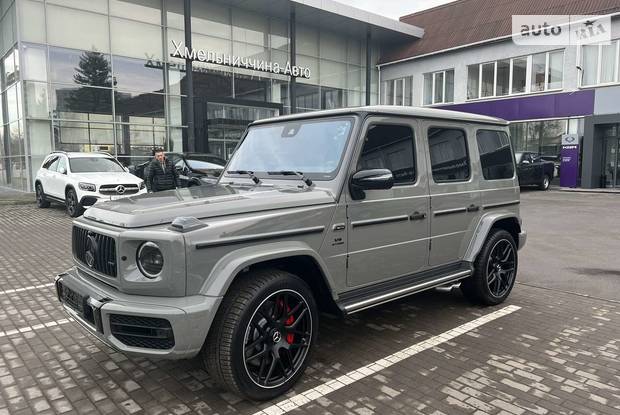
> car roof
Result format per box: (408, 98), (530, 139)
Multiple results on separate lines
(251, 105), (509, 127)
(51, 152), (114, 159)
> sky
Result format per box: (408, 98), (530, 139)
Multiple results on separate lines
(335, 0), (455, 19)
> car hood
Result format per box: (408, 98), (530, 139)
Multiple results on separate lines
(72, 172), (143, 185)
(82, 184), (336, 228)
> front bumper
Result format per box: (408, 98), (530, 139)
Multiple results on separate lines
(518, 230), (527, 250)
(55, 267), (221, 359)
(81, 189), (148, 206)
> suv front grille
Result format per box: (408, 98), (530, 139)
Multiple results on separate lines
(72, 226), (117, 277)
(109, 314), (175, 349)
(99, 184), (139, 196)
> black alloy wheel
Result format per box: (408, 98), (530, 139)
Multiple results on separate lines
(461, 229), (518, 305)
(35, 183), (50, 208)
(485, 239), (516, 298)
(203, 269), (318, 401)
(243, 289), (312, 389)
(65, 189), (84, 217)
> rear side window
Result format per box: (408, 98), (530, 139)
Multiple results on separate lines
(476, 129), (515, 180)
(48, 157), (60, 172)
(427, 127), (470, 182)
(42, 156), (58, 169)
(357, 124), (416, 185)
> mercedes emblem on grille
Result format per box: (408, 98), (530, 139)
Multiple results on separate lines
(115, 185), (126, 195)
(84, 232), (98, 268)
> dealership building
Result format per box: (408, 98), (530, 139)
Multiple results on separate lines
(0, 0), (423, 191)
(1, 0), (620, 192)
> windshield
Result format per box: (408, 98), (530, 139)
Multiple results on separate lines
(70, 157), (125, 173)
(225, 117), (354, 180)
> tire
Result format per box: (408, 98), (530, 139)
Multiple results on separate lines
(65, 188), (84, 217)
(539, 174), (550, 190)
(203, 268), (318, 401)
(461, 229), (517, 306)
(35, 183), (51, 208)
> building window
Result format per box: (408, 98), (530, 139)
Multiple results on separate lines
(427, 127), (470, 182)
(476, 129), (514, 180)
(467, 50), (564, 100)
(381, 76), (413, 106)
(580, 40), (620, 87)
(423, 69), (454, 105)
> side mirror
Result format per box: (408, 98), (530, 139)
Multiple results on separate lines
(127, 165), (136, 174)
(350, 168), (394, 200)
(58, 167), (67, 175)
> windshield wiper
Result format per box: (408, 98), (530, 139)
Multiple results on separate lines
(267, 171), (313, 187)
(226, 170), (261, 184)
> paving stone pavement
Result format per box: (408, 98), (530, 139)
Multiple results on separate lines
(0, 203), (619, 415)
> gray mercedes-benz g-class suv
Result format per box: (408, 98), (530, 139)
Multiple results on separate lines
(55, 106), (526, 400)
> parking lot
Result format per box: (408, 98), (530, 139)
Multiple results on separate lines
(0, 190), (619, 415)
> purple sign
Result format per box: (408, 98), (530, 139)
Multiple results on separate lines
(440, 90), (595, 121)
(560, 134), (579, 188)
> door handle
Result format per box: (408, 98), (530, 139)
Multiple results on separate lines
(410, 211), (426, 220)
(466, 204), (480, 212)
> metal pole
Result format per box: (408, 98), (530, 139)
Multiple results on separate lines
(184, 0), (195, 151)
(289, 6), (297, 114)
(366, 26), (371, 106)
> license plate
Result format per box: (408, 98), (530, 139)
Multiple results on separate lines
(62, 285), (84, 315)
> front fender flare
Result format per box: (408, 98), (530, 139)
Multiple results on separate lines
(199, 241), (337, 299)
(464, 213), (520, 262)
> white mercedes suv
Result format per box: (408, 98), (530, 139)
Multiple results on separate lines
(34, 152), (146, 217)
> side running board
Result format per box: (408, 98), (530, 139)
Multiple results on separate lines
(337, 262), (473, 314)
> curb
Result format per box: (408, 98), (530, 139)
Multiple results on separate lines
(553, 187), (620, 195)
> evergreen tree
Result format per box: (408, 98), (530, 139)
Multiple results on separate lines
(69, 51), (113, 115)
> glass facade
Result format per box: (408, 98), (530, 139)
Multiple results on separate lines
(509, 118), (582, 158)
(0, 0), (380, 191)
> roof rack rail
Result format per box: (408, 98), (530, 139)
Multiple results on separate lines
(50, 150), (68, 154)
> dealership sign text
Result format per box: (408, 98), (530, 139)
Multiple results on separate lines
(171, 40), (311, 79)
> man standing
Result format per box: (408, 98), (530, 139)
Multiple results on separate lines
(146, 148), (180, 192)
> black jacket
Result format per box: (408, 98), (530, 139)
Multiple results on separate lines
(146, 158), (180, 192)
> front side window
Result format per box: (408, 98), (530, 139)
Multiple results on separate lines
(476, 130), (514, 180)
(57, 156), (67, 173)
(357, 124), (416, 185)
(225, 117), (353, 180)
(428, 128), (470, 182)
(69, 157), (125, 173)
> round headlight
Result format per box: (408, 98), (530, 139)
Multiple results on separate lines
(137, 242), (164, 278)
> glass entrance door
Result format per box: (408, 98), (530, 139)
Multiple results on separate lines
(206, 103), (280, 160)
(603, 137), (620, 188)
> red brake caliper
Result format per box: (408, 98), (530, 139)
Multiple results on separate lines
(285, 314), (295, 344)
(279, 299), (296, 344)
